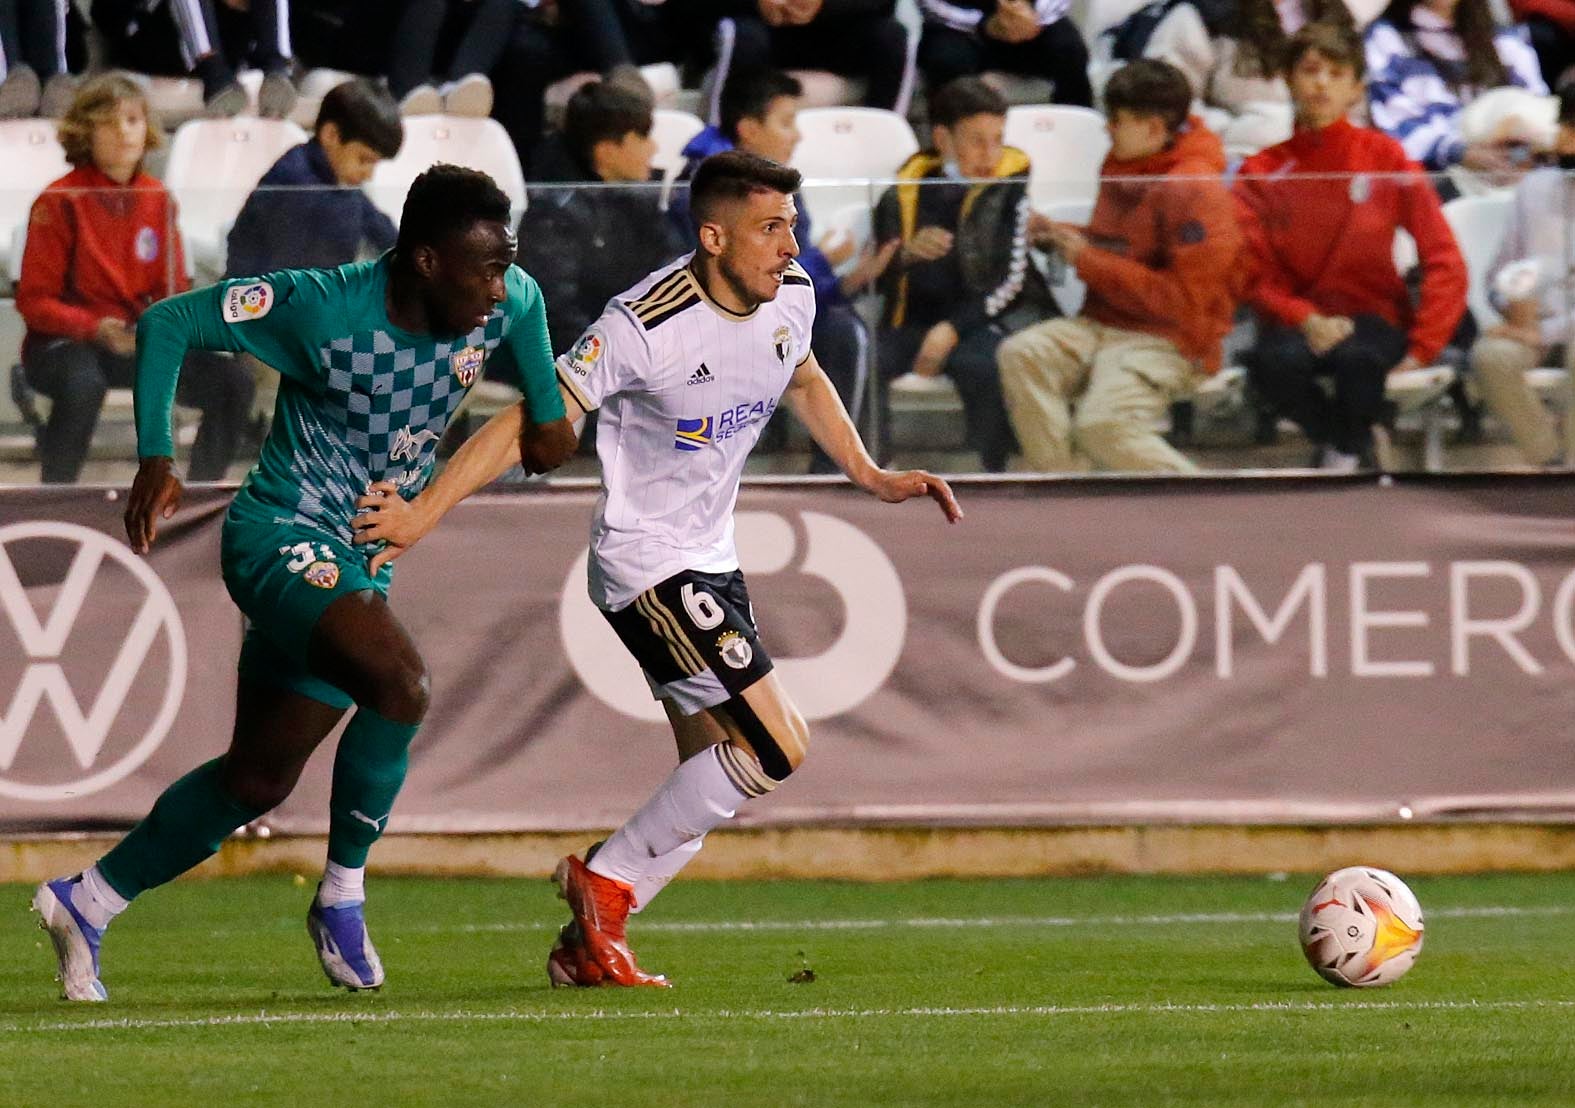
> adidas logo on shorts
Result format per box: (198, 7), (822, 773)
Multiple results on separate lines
(687, 363), (714, 386)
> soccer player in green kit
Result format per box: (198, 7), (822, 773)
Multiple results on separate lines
(31, 165), (576, 1002)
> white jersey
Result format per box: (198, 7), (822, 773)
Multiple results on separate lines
(556, 253), (817, 611)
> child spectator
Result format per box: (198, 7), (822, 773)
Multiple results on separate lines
(0, 0), (77, 118)
(676, 67), (896, 471)
(226, 79), (403, 277)
(1365, 0), (1548, 178)
(918, 0), (1093, 107)
(1468, 83), (1575, 466)
(16, 74), (254, 482)
(1235, 22), (1467, 469)
(997, 59), (1241, 472)
(876, 76), (1058, 472)
(91, 0), (297, 118)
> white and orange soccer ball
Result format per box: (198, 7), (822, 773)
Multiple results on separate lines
(1298, 867), (1425, 987)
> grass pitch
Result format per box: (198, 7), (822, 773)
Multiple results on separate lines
(1, 871), (1572, 1106)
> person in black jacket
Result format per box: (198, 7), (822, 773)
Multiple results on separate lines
(918, 0), (1092, 106)
(226, 79), (403, 279)
(873, 77), (1058, 471)
(517, 81), (687, 360)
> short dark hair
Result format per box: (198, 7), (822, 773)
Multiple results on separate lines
(1282, 21), (1366, 80)
(720, 67), (802, 143)
(397, 164), (512, 253)
(687, 149), (802, 231)
(928, 77), (1007, 130)
(564, 80), (654, 169)
(1103, 60), (1193, 135)
(315, 78), (403, 159)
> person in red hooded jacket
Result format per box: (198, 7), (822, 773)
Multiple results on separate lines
(17, 72), (254, 484)
(1233, 22), (1466, 470)
(997, 59), (1243, 472)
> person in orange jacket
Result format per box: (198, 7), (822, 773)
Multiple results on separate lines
(1233, 22), (1466, 470)
(17, 72), (253, 483)
(997, 58), (1243, 472)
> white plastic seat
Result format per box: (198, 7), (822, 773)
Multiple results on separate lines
(0, 119), (70, 284)
(165, 118), (310, 279)
(1035, 198), (1094, 315)
(791, 107), (919, 248)
(1441, 193), (1514, 328)
(369, 116), (527, 226)
(651, 108), (706, 181)
(1004, 105), (1109, 208)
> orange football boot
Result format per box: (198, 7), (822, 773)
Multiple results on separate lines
(553, 855), (669, 987)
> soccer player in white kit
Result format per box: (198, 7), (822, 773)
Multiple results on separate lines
(352, 150), (962, 986)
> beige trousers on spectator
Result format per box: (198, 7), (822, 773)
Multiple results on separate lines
(1470, 336), (1559, 465)
(998, 318), (1200, 473)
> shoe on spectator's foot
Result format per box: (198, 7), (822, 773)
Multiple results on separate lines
(306, 888), (384, 990)
(441, 74), (492, 118)
(38, 72), (76, 119)
(257, 71), (298, 120)
(553, 855), (669, 987)
(32, 877), (108, 1002)
(547, 920), (606, 987)
(890, 371), (953, 395)
(203, 81), (248, 118)
(399, 83), (442, 116)
(0, 64), (42, 118)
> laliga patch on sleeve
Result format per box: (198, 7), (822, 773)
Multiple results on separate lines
(563, 329), (604, 378)
(222, 280), (275, 323)
(1177, 220), (1206, 246)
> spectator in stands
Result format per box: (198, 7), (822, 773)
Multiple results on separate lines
(708, 0), (913, 114)
(0, 0), (78, 117)
(16, 74), (253, 482)
(226, 79), (401, 278)
(674, 67), (896, 470)
(1513, 0), (1574, 86)
(918, 0), (1093, 108)
(91, 0), (298, 119)
(1235, 23), (1467, 469)
(1468, 83), (1575, 466)
(876, 77), (1057, 472)
(997, 60), (1241, 473)
(521, 81), (685, 358)
(291, 0), (499, 117)
(1098, 0), (1354, 156)
(1365, 0), (1549, 181)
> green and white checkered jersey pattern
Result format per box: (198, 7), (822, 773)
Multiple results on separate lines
(134, 257), (563, 550)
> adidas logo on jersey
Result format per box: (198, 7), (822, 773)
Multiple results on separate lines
(687, 363), (714, 386)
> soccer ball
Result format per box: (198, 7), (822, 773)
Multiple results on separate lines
(1298, 866), (1425, 988)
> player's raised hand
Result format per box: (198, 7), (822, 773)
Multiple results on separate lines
(867, 468), (963, 524)
(125, 456), (184, 554)
(353, 481), (437, 572)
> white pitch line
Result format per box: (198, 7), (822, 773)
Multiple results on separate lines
(421, 903), (1575, 936)
(6, 998), (1575, 1037)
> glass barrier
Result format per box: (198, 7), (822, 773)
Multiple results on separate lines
(1, 169), (1571, 485)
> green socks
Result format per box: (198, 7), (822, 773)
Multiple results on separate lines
(96, 758), (265, 901)
(327, 708), (420, 868)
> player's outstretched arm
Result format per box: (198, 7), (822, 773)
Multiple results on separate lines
(783, 352), (963, 524)
(354, 394), (580, 571)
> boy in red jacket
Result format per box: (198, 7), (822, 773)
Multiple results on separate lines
(998, 59), (1243, 473)
(1233, 22), (1466, 470)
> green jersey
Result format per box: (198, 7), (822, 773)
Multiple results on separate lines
(134, 256), (564, 546)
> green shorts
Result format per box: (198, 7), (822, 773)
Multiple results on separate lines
(221, 516), (392, 710)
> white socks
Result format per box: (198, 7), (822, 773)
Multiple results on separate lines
(317, 861), (366, 907)
(629, 836), (706, 914)
(589, 746), (748, 889)
(71, 866), (129, 931)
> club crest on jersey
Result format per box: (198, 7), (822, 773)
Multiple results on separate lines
(451, 346), (484, 386)
(565, 331), (603, 378)
(674, 416), (713, 451)
(304, 561), (340, 589)
(772, 325), (791, 366)
(222, 281), (274, 323)
(134, 226), (159, 262)
(716, 630), (753, 669)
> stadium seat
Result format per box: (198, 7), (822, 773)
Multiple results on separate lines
(791, 107), (919, 250)
(368, 116), (527, 225)
(651, 108), (706, 181)
(165, 118), (309, 280)
(1035, 198), (1093, 315)
(1441, 193), (1514, 328)
(0, 119), (70, 285)
(1003, 105), (1109, 209)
